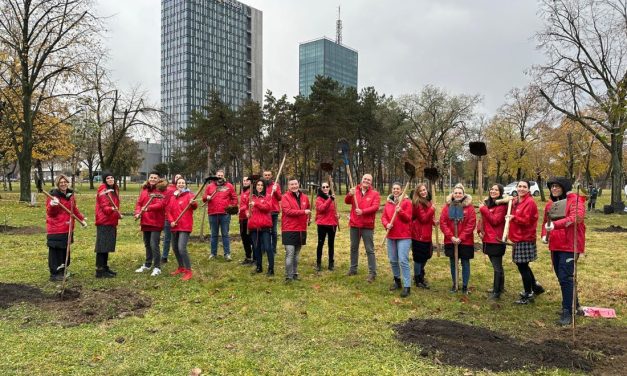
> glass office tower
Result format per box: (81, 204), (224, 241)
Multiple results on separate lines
(161, 0), (262, 162)
(299, 37), (358, 97)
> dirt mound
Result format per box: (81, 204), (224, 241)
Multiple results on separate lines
(0, 283), (151, 324)
(0, 225), (45, 234)
(596, 225), (627, 232)
(395, 319), (626, 374)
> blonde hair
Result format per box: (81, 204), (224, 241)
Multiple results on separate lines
(54, 174), (70, 188)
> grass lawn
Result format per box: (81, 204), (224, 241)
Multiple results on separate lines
(0, 183), (625, 375)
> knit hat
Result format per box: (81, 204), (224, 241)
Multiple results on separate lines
(101, 171), (114, 181)
(546, 177), (572, 193)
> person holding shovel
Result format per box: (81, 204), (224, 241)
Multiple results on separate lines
(281, 178), (310, 282)
(248, 179), (274, 275)
(541, 177), (586, 326)
(203, 169), (237, 261)
(439, 183), (476, 294)
(46, 174), (87, 281)
(94, 171), (121, 278)
(382, 182), (413, 297)
(411, 183), (436, 289)
(477, 184), (508, 300)
(166, 177), (198, 281)
(508, 180), (545, 304)
(134, 172), (168, 276)
(161, 173), (182, 264)
(315, 183), (339, 271)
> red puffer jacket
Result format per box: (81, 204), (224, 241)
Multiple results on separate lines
(164, 183), (177, 207)
(203, 181), (237, 215)
(248, 193), (273, 230)
(344, 186), (381, 229)
(541, 193), (586, 253)
(478, 203), (507, 244)
(315, 195), (338, 226)
(281, 191), (310, 232)
(166, 190), (198, 232)
(412, 202), (435, 242)
(239, 188), (250, 221)
(134, 183), (167, 232)
(268, 181), (282, 213)
(46, 189), (85, 235)
(95, 184), (120, 226)
(508, 194), (538, 243)
(381, 196), (412, 239)
(439, 194), (476, 246)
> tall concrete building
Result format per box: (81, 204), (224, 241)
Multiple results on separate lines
(161, 0), (262, 162)
(298, 37), (358, 97)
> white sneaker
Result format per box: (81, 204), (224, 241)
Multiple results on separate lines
(135, 265), (151, 273)
(208, 255), (216, 260)
(150, 268), (161, 277)
(225, 254), (232, 261)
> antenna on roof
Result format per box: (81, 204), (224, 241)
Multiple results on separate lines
(336, 6), (342, 45)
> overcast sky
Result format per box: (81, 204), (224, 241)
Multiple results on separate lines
(95, 0), (546, 115)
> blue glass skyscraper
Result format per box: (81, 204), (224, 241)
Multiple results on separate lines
(299, 37), (358, 97)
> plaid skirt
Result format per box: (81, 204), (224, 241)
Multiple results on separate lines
(512, 241), (537, 263)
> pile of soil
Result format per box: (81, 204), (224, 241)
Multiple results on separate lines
(0, 283), (151, 324)
(595, 225), (627, 233)
(395, 318), (626, 374)
(0, 225), (45, 235)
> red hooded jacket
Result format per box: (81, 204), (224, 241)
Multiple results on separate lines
(411, 202), (435, 242)
(315, 195), (338, 226)
(508, 194), (538, 243)
(203, 181), (237, 215)
(95, 184), (120, 226)
(46, 189), (85, 235)
(239, 188), (250, 222)
(541, 193), (586, 253)
(166, 190), (198, 233)
(134, 182), (167, 232)
(281, 191), (310, 232)
(439, 194), (476, 246)
(344, 186), (380, 229)
(478, 203), (507, 244)
(248, 193), (273, 230)
(381, 196), (412, 239)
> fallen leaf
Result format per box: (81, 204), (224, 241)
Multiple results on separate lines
(533, 320), (546, 328)
(115, 336), (125, 344)
(189, 367), (202, 376)
(312, 284), (321, 291)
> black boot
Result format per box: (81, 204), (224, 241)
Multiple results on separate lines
(418, 272), (430, 289)
(96, 267), (114, 279)
(400, 287), (410, 298)
(533, 282), (545, 296)
(389, 277), (402, 291)
(558, 309), (573, 326)
(515, 292), (534, 304)
(105, 266), (117, 276)
(414, 275), (420, 287)
(328, 260), (334, 271)
(316, 261), (322, 272)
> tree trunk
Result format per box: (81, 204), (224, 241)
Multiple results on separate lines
(610, 131), (624, 211)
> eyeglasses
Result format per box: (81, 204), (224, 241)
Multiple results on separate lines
(321, 186), (329, 189)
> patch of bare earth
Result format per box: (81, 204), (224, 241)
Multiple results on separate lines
(0, 225), (45, 235)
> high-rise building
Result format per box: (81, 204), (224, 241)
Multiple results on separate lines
(298, 37), (358, 97)
(161, 0), (262, 162)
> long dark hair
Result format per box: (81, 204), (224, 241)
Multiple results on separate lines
(486, 184), (504, 207)
(252, 179), (267, 197)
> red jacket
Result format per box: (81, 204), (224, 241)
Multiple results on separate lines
(164, 183), (177, 207)
(268, 181), (282, 213)
(166, 190), (198, 232)
(239, 188), (251, 221)
(508, 194), (538, 243)
(134, 183), (167, 232)
(248, 193), (273, 230)
(381, 196), (412, 239)
(344, 186), (381, 229)
(281, 191), (310, 232)
(439, 194), (476, 246)
(541, 193), (586, 253)
(478, 203), (507, 244)
(203, 181), (237, 215)
(412, 202), (435, 242)
(46, 189), (85, 235)
(95, 184), (120, 226)
(315, 195), (338, 226)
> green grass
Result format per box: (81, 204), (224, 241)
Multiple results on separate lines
(0, 183), (625, 375)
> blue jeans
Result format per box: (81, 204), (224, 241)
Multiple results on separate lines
(449, 257), (470, 288)
(271, 212), (278, 254)
(161, 220), (172, 259)
(387, 238), (412, 288)
(552, 251), (578, 312)
(251, 229), (273, 272)
(209, 214), (231, 256)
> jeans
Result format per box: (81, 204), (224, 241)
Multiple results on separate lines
(348, 227), (377, 276)
(271, 212), (279, 254)
(161, 220), (172, 259)
(316, 225), (336, 265)
(239, 220), (253, 260)
(285, 245), (301, 279)
(449, 257), (470, 288)
(172, 231), (191, 269)
(413, 261), (428, 280)
(209, 214), (231, 256)
(552, 251), (578, 312)
(143, 231), (161, 268)
(387, 238), (412, 288)
(251, 229), (273, 272)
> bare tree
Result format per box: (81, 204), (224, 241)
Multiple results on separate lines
(535, 0), (627, 210)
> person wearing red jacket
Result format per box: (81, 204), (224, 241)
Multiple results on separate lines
(382, 183), (413, 298)
(345, 174), (380, 282)
(161, 173), (182, 264)
(477, 184), (508, 299)
(46, 174), (86, 281)
(203, 169), (237, 261)
(281, 178), (311, 282)
(263, 169), (282, 255)
(411, 183), (436, 289)
(248, 179), (274, 275)
(439, 184), (476, 294)
(315, 183), (339, 271)
(541, 177), (586, 326)
(507, 180), (544, 304)
(134, 172), (167, 276)
(94, 172), (121, 278)
(166, 177), (198, 281)
(238, 177), (253, 265)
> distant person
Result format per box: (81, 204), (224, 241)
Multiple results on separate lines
(281, 178), (310, 282)
(161, 173), (182, 263)
(477, 184), (508, 300)
(315, 182), (339, 271)
(203, 169), (237, 261)
(238, 177), (253, 265)
(587, 185), (598, 211)
(382, 182), (413, 297)
(134, 172), (168, 276)
(263, 169), (283, 254)
(94, 172), (121, 278)
(166, 177), (198, 281)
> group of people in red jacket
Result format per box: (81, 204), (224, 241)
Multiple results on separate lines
(44, 170), (585, 326)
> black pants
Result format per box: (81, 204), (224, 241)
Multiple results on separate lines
(316, 225), (336, 265)
(516, 262), (537, 294)
(96, 253), (109, 268)
(489, 255), (504, 293)
(48, 246), (70, 275)
(239, 220), (253, 259)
